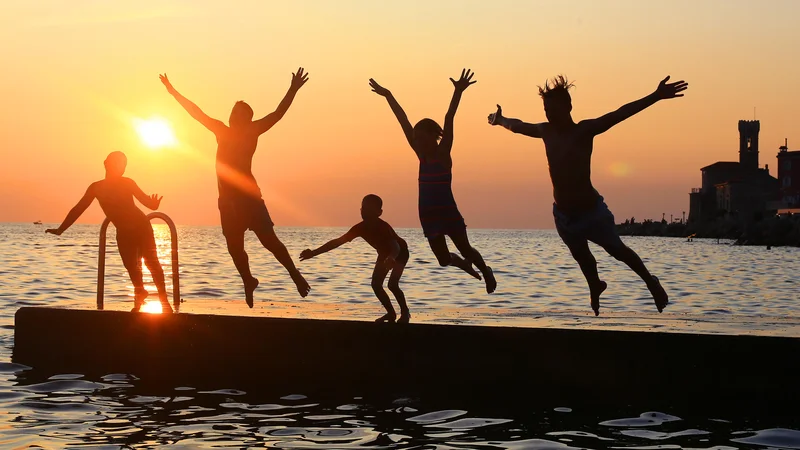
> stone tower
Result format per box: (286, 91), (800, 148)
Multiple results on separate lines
(738, 120), (760, 170)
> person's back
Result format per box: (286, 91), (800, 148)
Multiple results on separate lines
(353, 217), (408, 257)
(92, 177), (150, 231)
(214, 115), (262, 200)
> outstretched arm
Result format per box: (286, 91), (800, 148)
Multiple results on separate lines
(440, 69), (476, 153)
(254, 67), (309, 134)
(46, 185), (96, 236)
(487, 104), (543, 139)
(300, 227), (359, 260)
(159, 74), (226, 134)
(369, 79), (414, 147)
(129, 179), (163, 210)
(582, 76), (688, 136)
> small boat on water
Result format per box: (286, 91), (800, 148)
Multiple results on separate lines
(33, 221), (42, 225)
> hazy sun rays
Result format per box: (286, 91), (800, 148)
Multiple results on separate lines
(98, 97), (328, 226)
(134, 117), (177, 149)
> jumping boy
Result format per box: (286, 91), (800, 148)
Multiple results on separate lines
(46, 151), (172, 313)
(488, 75), (687, 315)
(160, 69), (311, 307)
(300, 194), (411, 324)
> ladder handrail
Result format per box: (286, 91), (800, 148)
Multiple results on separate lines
(97, 212), (180, 310)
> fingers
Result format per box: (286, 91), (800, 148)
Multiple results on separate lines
(661, 75), (670, 85)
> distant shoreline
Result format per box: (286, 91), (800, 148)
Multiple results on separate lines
(617, 216), (800, 247)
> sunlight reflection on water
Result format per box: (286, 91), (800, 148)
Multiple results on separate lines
(1, 223), (799, 447)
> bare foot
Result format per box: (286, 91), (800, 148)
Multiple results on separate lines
(375, 312), (397, 323)
(245, 277), (259, 308)
(398, 311), (411, 324)
(132, 288), (148, 312)
(648, 276), (668, 312)
(483, 266), (497, 294)
(590, 280), (608, 316)
(157, 294), (173, 314)
(452, 254), (481, 280)
(291, 270), (311, 298)
(134, 288), (148, 301)
(465, 264), (482, 281)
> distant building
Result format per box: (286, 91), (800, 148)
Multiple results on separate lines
(688, 120), (779, 223)
(776, 139), (800, 208)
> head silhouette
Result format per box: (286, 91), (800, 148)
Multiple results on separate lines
(361, 194), (383, 220)
(412, 119), (443, 155)
(104, 151), (127, 178)
(229, 101), (254, 128)
(539, 75), (575, 124)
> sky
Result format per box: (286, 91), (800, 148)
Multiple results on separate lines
(1, 0), (799, 229)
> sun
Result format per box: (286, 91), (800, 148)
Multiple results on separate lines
(140, 300), (165, 314)
(134, 117), (177, 149)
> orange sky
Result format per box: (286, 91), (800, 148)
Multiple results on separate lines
(2, 0), (799, 229)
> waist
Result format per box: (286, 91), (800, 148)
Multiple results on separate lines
(553, 189), (600, 215)
(554, 194), (604, 218)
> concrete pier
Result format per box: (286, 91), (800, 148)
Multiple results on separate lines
(13, 305), (800, 416)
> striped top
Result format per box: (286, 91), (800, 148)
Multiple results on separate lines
(418, 158), (466, 237)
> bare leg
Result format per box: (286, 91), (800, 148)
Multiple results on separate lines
(117, 231), (147, 312)
(254, 228), (310, 298)
(428, 235), (481, 280)
(224, 231), (258, 308)
(371, 259), (396, 323)
(605, 244), (668, 312)
(387, 259), (409, 324)
(451, 232), (496, 294)
(141, 233), (172, 314)
(563, 237), (606, 316)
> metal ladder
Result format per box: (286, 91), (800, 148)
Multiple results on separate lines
(96, 212), (180, 310)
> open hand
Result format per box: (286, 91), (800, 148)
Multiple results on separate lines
(300, 249), (314, 261)
(45, 228), (63, 236)
(369, 78), (391, 97)
(450, 69), (476, 92)
(488, 104), (503, 125)
(290, 67), (309, 91)
(151, 194), (163, 209)
(159, 73), (175, 93)
(654, 76), (688, 100)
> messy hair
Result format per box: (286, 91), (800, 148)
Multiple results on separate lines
(538, 75), (575, 102)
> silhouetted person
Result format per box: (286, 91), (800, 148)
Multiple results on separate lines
(300, 195), (410, 323)
(489, 75), (687, 315)
(369, 69), (496, 294)
(160, 69), (311, 307)
(46, 152), (171, 313)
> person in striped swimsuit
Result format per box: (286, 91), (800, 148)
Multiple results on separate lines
(369, 69), (496, 294)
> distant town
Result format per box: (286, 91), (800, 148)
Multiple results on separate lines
(618, 120), (800, 246)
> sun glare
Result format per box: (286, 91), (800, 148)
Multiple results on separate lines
(140, 300), (164, 314)
(134, 118), (177, 149)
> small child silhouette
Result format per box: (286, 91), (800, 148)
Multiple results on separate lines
(300, 195), (410, 323)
